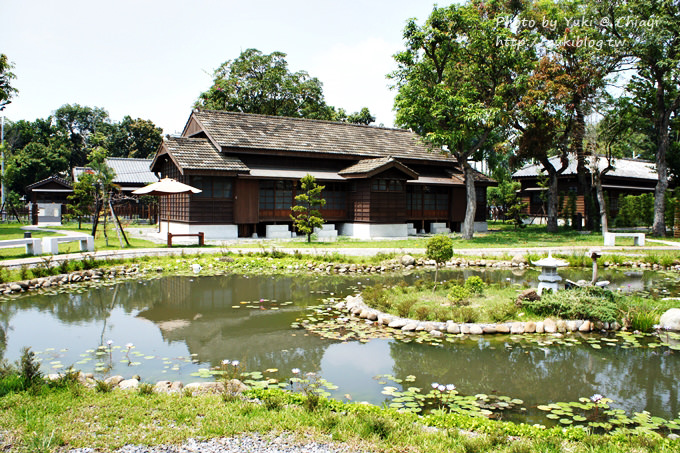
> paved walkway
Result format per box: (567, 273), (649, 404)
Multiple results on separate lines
(1, 225), (678, 269)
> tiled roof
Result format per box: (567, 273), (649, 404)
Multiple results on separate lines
(513, 155), (657, 180)
(190, 110), (456, 163)
(339, 156), (418, 178)
(26, 174), (72, 191)
(107, 158), (158, 184)
(164, 136), (249, 172)
(74, 159), (158, 185)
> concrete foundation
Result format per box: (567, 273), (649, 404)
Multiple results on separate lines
(266, 224), (292, 239)
(339, 223), (408, 239)
(161, 223), (238, 239)
(474, 221), (489, 233)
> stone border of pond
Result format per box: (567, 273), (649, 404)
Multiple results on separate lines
(0, 266), (144, 295)
(45, 371), (249, 396)
(336, 294), (622, 335)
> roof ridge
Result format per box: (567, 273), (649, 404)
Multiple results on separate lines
(194, 109), (410, 133)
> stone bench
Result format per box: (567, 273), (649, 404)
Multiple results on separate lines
(0, 238), (43, 255)
(42, 235), (94, 255)
(167, 232), (205, 247)
(603, 232), (645, 246)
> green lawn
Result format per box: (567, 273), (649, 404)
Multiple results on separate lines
(0, 222), (161, 260)
(0, 220), (673, 262)
(267, 222), (643, 249)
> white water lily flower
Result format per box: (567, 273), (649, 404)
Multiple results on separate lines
(438, 385), (446, 392)
(231, 360), (240, 366)
(591, 394), (604, 403)
(106, 340), (113, 346)
(222, 360), (231, 366)
(125, 343), (133, 349)
(446, 384), (456, 392)
(292, 368), (301, 374)
(431, 382), (439, 389)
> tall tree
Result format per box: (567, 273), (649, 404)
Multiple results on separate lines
(196, 48), (374, 123)
(391, 0), (531, 239)
(515, 0), (623, 231)
(104, 116), (163, 158)
(54, 104), (110, 169)
(598, 0), (680, 236)
(5, 142), (69, 195)
(0, 54), (18, 111)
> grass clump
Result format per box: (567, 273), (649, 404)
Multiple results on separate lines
(361, 276), (512, 323)
(0, 383), (673, 453)
(520, 287), (622, 323)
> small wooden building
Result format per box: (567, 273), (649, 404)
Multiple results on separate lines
(25, 175), (73, 225)
(149, 110), (495, 239)
(512, 156), (657, 225)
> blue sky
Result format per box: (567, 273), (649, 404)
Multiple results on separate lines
(1, 0), (442, 135)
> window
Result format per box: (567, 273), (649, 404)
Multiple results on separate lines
(371, 178), (404, 192)
(191, 177), (233, 198)
(259, 180), (294, 210)
(323, 183), (348, 210)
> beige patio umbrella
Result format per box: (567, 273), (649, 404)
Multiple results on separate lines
(132, 178), (201, 234)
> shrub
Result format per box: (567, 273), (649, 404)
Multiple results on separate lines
(447, 285), (471, 306)
(450, 306), (479, 323)
(396, 297), (418, 318)
(521, 287), (622, 322)
(426, 235), (453, 284)
(362, 284), (388, 311)
(486, 299), (518, 323)
(19, 347), (42, 387)
(464, 276), (486, 295)
(414, 304), (431, 321)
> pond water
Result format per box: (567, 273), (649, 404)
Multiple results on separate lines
(1, 268), (678, 424)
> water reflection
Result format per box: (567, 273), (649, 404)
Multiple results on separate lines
(0, 270), (678, 420)
(387, 337), (680, 418)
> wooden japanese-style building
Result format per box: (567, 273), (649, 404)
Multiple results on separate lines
(512, 155), (657, 225)
(149, 109), (495, 239)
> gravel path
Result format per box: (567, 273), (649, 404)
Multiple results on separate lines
(66, 433), (366, 453)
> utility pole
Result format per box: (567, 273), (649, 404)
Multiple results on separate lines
(1, 116), (5, 220)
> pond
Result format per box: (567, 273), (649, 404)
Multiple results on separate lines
(1, 268), (679, 426)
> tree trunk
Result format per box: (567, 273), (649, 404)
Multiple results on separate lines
(652, 81), (673, 237)
(593, 168), (609, 233)
(572, 101), (591, 230)
(460, 160), (477, 240)
(546, 170), (560, 233)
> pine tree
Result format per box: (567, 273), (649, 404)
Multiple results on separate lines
(291, 174), (325, 243)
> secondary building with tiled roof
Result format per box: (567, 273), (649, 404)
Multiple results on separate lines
(512, 155), (657, 225)
(148, 109), (495, 239)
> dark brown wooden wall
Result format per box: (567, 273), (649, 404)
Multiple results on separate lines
(349, 180), (370, 222)
(234, 179), (259, 224)
(450, 187), (466, 222)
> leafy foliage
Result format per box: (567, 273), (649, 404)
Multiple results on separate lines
(195, 48), (374, 124)
(0, 53), (18, 110)
(392, 1), (532, 239)
(520, 287), (623, 323)
(463, 276), (486, 295)
(290, 174), (325, 243)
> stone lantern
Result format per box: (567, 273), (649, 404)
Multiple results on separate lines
(532, 252), (569, 295)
